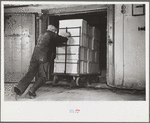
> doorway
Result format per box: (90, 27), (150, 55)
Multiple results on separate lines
(47, 10), (107, 83)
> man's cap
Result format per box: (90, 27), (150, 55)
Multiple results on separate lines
(47, 25), (57, 32)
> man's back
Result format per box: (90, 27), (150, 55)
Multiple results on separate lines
(33, 31), (68, 62)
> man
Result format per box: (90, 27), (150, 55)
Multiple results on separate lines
(14, 25), (71, 100)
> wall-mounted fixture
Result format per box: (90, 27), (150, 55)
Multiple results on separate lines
(132, 4), (145, 16)
(138, 26), (145, 31)
(121, 4), (126, 14)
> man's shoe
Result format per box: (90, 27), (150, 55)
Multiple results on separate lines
(51, 83), (58, 87)
(15, 93), (20, 101)
(14, 86), (21, 101)
(28, 91), (36, 99)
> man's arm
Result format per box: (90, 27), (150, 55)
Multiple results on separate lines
(55, 35), (68, 44)
(55, 32), (71, 46)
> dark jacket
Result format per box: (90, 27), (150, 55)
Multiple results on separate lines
(34, 30), (68, 63)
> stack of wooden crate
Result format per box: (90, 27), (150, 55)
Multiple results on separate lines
(54, 19), (100, 74)
(87, 26), (100, 74)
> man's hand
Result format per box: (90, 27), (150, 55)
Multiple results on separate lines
(64, 32), (71, 37)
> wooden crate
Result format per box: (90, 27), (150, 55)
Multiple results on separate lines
(88, 36), (92, 49)
(92, 27), (101, 40)
(87, 62), (99, 74)
(59, 29), (88, 47)
(56, 46), (87, 61)
(54, 61), (87, 74)
(80, 47), (87, 61)
(87, 24), (93, 37)
(94, 51), (99, 63)
(82, 33), (88, 47)
(91, 38), (99, 50)
(54, 63), (78, 74)
(59, 19), (88, 34)
(54, 63), (65, 73)
(87, 49), (95, 62)
(91, 38), (95, 50)
(54, 55), (79, 63)
(80, 61), (87, 74)
(56, 46), (79, 54)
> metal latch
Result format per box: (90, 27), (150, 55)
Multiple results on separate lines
(138, 26), (145, 31)
(108, 39), (113, 46)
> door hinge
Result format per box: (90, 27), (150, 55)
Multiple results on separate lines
(121, 4), (126, 14)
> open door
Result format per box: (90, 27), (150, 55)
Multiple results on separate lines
(107, 4), (145, 90)
(4, 14), (35, 82)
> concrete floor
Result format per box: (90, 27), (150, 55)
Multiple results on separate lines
(4, 81), (145, 101)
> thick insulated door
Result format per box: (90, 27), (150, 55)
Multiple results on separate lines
(109, 4), (145, 90)
(4, 14), (35, 82)
(124, 4), (145, 89)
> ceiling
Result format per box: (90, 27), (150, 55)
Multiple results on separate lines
(4, 4), (99, 13)
(4, 4), (86, 9)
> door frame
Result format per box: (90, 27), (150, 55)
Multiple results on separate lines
(107, 5), (115, 86)
(41, 4), (115, 82)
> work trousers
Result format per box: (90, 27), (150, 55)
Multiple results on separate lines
(16, 50), (50, 95)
